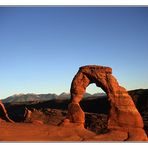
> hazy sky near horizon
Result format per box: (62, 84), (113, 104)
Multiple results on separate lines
(0, 7), (148, 99)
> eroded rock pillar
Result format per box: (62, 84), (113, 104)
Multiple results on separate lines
(105, 74), (144, 129)
(0, 101), (14, 123)
(68, 72), (90, 124)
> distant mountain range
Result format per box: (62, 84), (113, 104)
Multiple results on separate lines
(2, 92), (106, 104)
(2, 89), (148, 110)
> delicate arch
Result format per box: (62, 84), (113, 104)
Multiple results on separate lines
(68, 65), (144, 129)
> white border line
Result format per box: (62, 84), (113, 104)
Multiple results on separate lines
(0, 0), (148, 5)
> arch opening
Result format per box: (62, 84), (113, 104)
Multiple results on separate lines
(80, 83), (110, 134)
(80, 83), (110, 114)
(85, 83), (105, 95)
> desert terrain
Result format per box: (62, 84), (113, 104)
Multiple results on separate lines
(0, 89), (148, 141)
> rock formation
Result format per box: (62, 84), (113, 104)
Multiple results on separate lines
(67, 65), (148, 141)
(0, 100), (14, 123)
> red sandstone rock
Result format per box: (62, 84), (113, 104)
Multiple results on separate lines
(67, 65), (147, 141)
(0, 100), (14, 123)
(86, 130), (128, 141)
(33, 120), (44, 125)
(68, 103), (85, 124)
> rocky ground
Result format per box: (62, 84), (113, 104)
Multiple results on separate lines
(0, 89), (148, 141)
(0, 108), (147, 141)
(0, 121), (97, 141)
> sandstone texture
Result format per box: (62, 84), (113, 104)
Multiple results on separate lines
(0, 100), (14, 123)
(67, 65), (148, 141)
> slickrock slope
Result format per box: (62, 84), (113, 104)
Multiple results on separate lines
(0, 107), (147, 142)
(0, 122), (96, 141)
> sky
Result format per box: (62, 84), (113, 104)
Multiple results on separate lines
(0, 7), (148, 99)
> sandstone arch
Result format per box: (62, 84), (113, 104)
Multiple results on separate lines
(67, 65), (147, 140)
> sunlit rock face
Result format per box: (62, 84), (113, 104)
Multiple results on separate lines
(0, 101), (14, 123)
(67, 65), (147, 141)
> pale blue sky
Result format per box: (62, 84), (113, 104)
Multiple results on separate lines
(0, 7), (148, 99)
